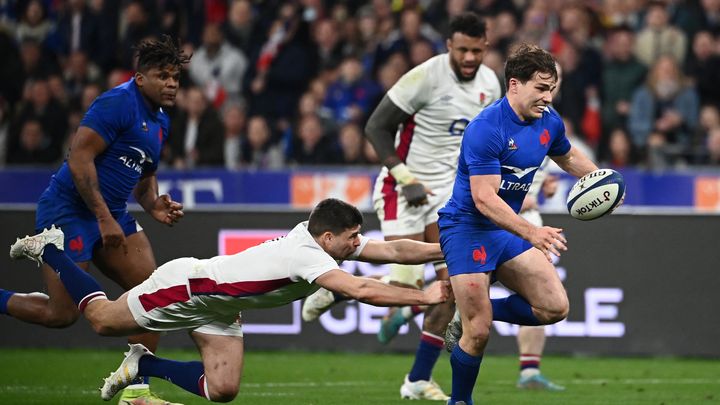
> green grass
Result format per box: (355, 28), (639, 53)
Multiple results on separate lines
(0, 349), (718, 404)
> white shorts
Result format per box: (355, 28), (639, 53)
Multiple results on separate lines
(373, 174), (453, 236)
(127, 258), (243, 337)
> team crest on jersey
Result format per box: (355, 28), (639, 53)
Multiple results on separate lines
(141, 121), (148, 132)
(508, 138), (518, 150)
(540, 129), (550, 147)
(479, 92), (486, 104)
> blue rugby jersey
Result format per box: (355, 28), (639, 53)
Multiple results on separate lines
(439, 97), (571, 229)
(50, 78), (170, 216)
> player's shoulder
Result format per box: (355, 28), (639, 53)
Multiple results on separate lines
(542, 106), (564, 129)
(475, 65), (501, 86)
(401, 54), (446, 83)
(465, 99), (503, 136)
(92, 80), (136, 111)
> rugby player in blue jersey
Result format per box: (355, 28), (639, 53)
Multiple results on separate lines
(1, 35), (190, 405)
(438, 44), (599, 405)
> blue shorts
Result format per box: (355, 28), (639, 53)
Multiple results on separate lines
(439, 222), (532, 277)
(35, 188), (141, 263)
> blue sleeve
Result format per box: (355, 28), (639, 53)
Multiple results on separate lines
(464, 119), (504, 176)
(547, 114), (571, 156)
(79, 90), (133, 145)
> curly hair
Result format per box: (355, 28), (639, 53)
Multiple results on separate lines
(134, 34), (191, 72)
(448, 12), (486, 39)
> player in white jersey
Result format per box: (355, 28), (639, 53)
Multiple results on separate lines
(10, 199), (450, 403)
(302, 13), (501, 400)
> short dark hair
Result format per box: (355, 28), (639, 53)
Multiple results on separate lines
(134, 35), (191, 73)
(308, 198), (363, 236)
(448, 12), (486, 39)
(504, 43), (557, 88)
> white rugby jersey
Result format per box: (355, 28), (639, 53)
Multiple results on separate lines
(136, 222), (369, 320)
(383, 53), (502, 184)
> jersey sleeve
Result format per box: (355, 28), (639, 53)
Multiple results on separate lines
(387, 63), (432, 114)
(463, 119), (504, 176)
(80, 90), (133, 145)
(547, 112), (571, 156)
(346, 234), (370, 260)
(290, 244), (341, 284)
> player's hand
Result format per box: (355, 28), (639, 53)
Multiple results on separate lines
(528, 226), (567, 262)
(422, 280), (451, 304)
(151, 194), (184, 226)
(98, 216), (127, 255)
(401, 182), (434, 207)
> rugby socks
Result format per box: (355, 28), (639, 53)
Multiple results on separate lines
(491, 294), (541, 325)
(519, 353), (541, 378)
(41, 244), (106, 311)
(138, 355), (208, 398)
(449, 345), (482, 405)
(0, 289), (14, 315)
(407, 331), (444, 382)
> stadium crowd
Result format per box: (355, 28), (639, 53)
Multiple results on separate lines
(1, 0), (720, 170)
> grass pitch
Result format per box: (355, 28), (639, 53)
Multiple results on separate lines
(0, 349), (717, 404)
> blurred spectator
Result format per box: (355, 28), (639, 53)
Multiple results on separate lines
(246, 3), (318, 127)
(602, 27), (647, 134)
(338, 123), (367, 165)
(118, 1), (157, 70)
(168, 87), (225, 168)
(0, 30), (23, 106)
(374, 9), (442, 72)
(517, 6), (552, 49)
(190, 23), (248, 109)
(19, 38), (60, 80)
(242, 115), (284, 169)
(47, 74), (68, 107)
(223, 0), (258, 55)
(11, 78), (67, 163)
(490, 11), (519, 57)
(223, 103), (246, 170)
(62, 51), (101, 104)
(0, 98), (8, 166)
(16, 0), (54, 44)
(313, 19), (345, 70)
(290, 114), (340, 164)
(52, 0), (101, 66)
(409, 39), (436, 67)
(685, 31), (720, 107)
(629, 55), (699, 167)
(323, 56), (381, 124)
(634, 1), (687, 67)
(426, 0), (471, 38)
(553, 43), (588, 140)
(698, 0), (720, 36)
(703, 127), (720, 164)
(599, 127), (639, 168)
(7, 119), (58, 165)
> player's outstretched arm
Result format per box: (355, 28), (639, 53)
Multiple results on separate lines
(550, 146), (598, 178)
(356, 239), (444, 265)
(315, 269), (450, 306)
(69, 127), (127, 252)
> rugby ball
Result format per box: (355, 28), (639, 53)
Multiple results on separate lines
(566, 169), (625, 221)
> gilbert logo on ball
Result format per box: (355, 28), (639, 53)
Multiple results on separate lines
(566, 169), (625, 221)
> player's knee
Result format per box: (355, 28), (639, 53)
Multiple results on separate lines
(462, 318), (492, 350)
(208, 381), (239, 403)
(534, 300), (569, 325)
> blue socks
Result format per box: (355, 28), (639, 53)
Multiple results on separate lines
(139, 355), (207, 398)
(0, 289), (14, 315)
(449, 345), (482, 405)
(41, 244), (106, 311)
(408, 332), (444, 382)
(491, 294), (541, 325)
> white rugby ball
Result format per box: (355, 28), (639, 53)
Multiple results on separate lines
(566, 169), (625, 221)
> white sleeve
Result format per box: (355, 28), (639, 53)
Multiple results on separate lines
(290, 244), (340, 284)
(346, 234), (371, 260)
(387, 64), (432, 115)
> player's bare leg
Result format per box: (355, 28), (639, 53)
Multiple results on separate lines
(93, 230), (179, 404)
(191, 332), (245, 402)
(5, 261), (89, 327)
